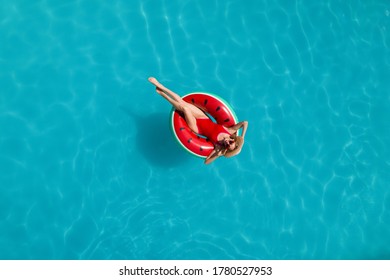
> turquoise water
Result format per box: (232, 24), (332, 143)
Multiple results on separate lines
(0, 0), (389, 260)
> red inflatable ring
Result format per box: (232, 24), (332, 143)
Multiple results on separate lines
(170, 92), (240, 158)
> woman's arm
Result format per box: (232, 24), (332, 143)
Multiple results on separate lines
(229, 121), (248, 137)
(204, 146), (225, 164)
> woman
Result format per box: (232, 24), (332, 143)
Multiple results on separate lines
(148, 77), (248, 164)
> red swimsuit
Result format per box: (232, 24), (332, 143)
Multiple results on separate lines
(195, 118), (231, 144)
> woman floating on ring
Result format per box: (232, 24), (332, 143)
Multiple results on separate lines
(148, 77), (248, 164)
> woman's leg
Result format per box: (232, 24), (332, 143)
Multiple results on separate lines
(149, 77), (209, 133)
(154, 87), (199, 133)
(148, 77), (182, 102)
(148, 77), (208, 118)
(155, 88), (184, 111)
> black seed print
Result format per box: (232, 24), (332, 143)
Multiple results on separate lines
(224, 118), (230, 122)
(204, 99), (208, 105)
(187, 138), (193, 143)
(216, 106), (221, 111)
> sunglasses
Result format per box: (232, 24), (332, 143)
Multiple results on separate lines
(222, 138), (235, 147)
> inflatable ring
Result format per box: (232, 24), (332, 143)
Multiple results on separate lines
(170, 92), (240, 158)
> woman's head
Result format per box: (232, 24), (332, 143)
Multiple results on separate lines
(222, 135), (236, 150)
(222, 135), (244, 157)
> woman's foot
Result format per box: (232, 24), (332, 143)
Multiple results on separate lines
(149, 77), (164, 93)
(148, 77), (158, 85)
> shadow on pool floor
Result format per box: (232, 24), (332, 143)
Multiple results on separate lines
(121, 107), (189, 168)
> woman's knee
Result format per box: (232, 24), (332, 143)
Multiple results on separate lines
(177, 101), (191, 112)
(182, 105), (192, 115)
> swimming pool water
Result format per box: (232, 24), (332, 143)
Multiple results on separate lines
(0, 0), (389, 259)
